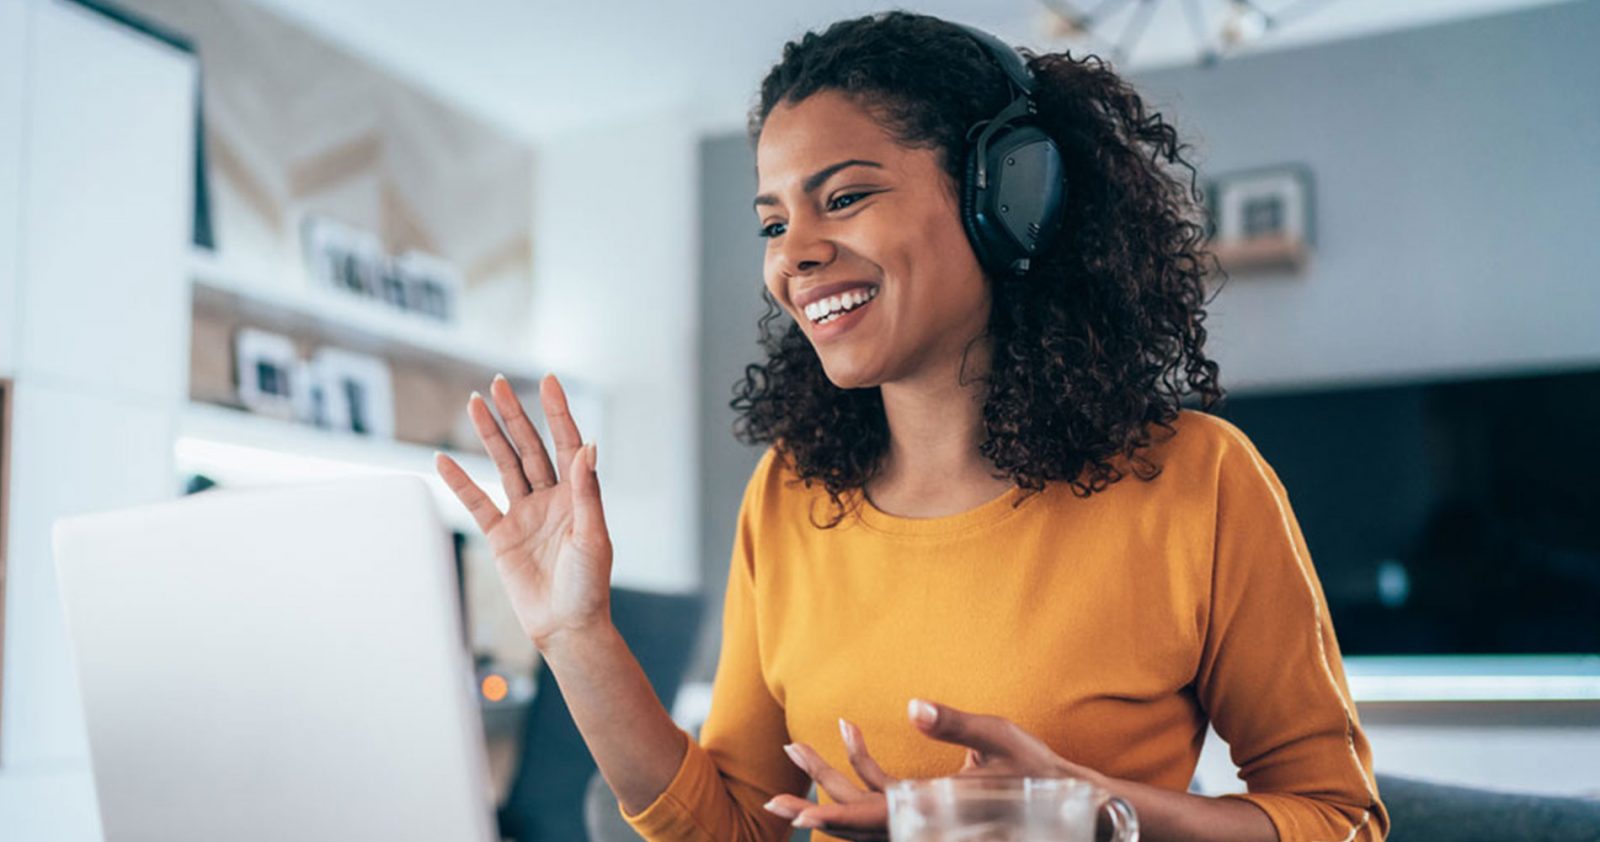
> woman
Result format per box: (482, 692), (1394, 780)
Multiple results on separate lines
(436, 12), (1386, 842)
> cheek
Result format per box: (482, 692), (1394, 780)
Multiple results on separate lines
(761, 256), (785, 307)
(898, 214), (986, 321)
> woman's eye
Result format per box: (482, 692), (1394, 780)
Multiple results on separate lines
(757, 193), (870, 238)
(828, 192), (869, 211)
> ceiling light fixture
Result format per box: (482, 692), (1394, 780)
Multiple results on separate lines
(1037, 0), (1340, 67)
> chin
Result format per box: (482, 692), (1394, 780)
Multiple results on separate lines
(816, 353), (888, 391)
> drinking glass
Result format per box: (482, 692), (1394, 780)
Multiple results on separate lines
(886, 776), (1138, 842)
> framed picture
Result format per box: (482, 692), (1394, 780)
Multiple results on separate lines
(234, 327), (300, 420)
(1204, 164), (1315, 274)
(311, 347), (395, 439)
(302, 214), (385, 297)
(395, 250), (462, 323)
(290, 358), (327, 429)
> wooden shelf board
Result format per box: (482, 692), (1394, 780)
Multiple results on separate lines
(189, 248), (540, 384)
(176, 400), (504, 534)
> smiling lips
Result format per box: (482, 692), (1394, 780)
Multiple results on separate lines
(802, 285), (880, 325)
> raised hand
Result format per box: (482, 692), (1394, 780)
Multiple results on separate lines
(434, 373), (613, 650)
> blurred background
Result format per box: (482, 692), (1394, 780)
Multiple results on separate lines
(1, 0), (1597, 838)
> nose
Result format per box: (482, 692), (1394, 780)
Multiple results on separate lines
(772, 216), (837, 277)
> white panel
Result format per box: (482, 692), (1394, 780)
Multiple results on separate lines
(529, 108), (700, 594)
(1, 379), (176, 769)
(0, 764), (103, 842)
(16, 0), (195, 400)
(1195, 713), (1600, 798)
(0, 0), (28, 377)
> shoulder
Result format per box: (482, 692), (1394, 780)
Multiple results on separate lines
(1158, 410), (1298, 526)
(1139, 409), (1280, 497)
(737, 444), (815, 517)
(1144, 408), (1249, 469)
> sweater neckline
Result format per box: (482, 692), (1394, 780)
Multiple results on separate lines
(850, 482), (1032, 537)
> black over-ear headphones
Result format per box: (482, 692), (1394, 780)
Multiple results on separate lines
(951, 23), (1067, 278)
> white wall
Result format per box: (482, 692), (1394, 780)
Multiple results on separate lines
(1132, 0), (1600, 394)
(1, 1), (196, 838)
(527, 105), (702, 595)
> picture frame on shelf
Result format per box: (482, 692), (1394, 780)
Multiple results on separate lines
(302, 214), (384, 298)
(300, 215), (462, 325)
(1204, 164), (1315, 274)
(234, 327), (300, 421)
(395, 250), (461, 324)
(290, 358), (327, 430)
(312, 347), (395, 439)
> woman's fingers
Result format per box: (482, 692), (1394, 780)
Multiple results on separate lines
(540, 375), (584, 481)
(764, 794), (890, 841)
(489, 374), (557, 490)
(467, 391), (533, 501)
(839, 719), (895, 791)
(567, 442), (610, 552)
(792, 798), (890, 840)
(907, 698), (1025, 760)
(434, 451), (503, 533)
(783, 742), (871, 804)
(762, 793), (809, 820)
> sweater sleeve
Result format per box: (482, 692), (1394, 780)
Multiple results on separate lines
(1196, 420), (1389, 842)
(621, 449), (810, 841)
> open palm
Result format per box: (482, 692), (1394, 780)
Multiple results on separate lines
(434, 374), (612, 649)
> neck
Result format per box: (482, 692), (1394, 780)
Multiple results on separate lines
(868, 339), (1012, 516)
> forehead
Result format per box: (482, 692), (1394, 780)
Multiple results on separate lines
(755, 91), (907, 187)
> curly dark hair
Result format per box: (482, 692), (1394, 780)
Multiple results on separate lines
(732, 11), (1225, 525)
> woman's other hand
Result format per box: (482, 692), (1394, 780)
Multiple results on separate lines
(763, 699), (1104, 840)
(434, 373), (613, 650)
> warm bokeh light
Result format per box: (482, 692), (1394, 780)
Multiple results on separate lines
(480, 673), (509, 703)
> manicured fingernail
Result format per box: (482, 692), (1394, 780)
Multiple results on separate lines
(838, 718), (855, 752)
(909, 698), (938, 727)
(763, 799), (795, 818)
(782, 743), (806, 771)
(793, 814), (819, 828)
(493, 373), (507, 383)
(585, 442), (597, 470)
(469, 390), (482, 403)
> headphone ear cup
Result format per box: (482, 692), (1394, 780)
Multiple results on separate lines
(980, 124), (1067, 271)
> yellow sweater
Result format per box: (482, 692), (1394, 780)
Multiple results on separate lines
(624, 410), (1387, 841)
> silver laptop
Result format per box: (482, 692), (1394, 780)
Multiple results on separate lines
(52, 475), (497, 842)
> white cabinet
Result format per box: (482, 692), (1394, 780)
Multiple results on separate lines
(1, 2), (195, 839)
(2, 381), (176, 767)
(15, 0), (195, 401)
(0, 0), (27, 377)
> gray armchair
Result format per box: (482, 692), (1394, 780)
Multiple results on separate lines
(1377, 773), (1600, 842)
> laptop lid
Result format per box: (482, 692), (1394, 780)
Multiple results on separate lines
(52, 475), (495, 842)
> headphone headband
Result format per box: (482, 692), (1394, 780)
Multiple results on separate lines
(951, 23), (1038, 98)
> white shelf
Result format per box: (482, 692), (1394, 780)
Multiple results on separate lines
(188, 247), (539, 383)
(1345, 655), (1600, 702)
(176, 400), (507, 534)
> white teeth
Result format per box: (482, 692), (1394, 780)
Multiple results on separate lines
(805, 286), (878, 325)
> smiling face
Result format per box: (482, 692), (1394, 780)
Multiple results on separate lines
(754, 90), (991, 390)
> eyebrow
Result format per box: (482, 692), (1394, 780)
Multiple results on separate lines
(752, 159), (884, 209)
